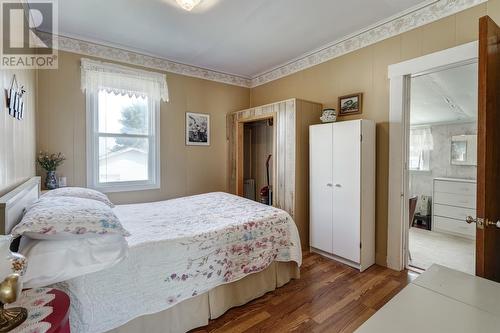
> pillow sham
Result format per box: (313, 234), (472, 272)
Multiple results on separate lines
(19, 234), (128, 288)
(11, 196), (130, 240)
(41, 187), (115, 208)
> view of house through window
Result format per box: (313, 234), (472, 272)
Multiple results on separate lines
(97, 90), (150, 184)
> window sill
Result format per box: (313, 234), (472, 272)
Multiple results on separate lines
(92, 183), (160, 193)
(409, 169), (432, 175)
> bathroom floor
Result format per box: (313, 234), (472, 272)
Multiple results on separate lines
(409, 228), (475, 275)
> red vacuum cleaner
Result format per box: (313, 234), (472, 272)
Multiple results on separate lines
(260, 155), (272, 205)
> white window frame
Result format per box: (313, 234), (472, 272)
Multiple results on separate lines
(86, 90), (160, 193)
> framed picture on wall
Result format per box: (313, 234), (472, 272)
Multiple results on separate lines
(338, 93), (363, 116)
(186, 112), (210, 146)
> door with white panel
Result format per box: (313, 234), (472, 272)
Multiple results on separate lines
(331, 121), (361, 263)
(309, 124), (333, 253)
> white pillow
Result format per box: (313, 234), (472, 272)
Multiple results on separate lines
(41, 187), (115, 208)
(11, 196), (130, 240)
(19, 235), (128, 288)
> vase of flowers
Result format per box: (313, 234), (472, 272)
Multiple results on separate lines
(37, 151), (65, 190)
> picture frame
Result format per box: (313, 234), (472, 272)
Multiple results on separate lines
(338, 93), (363, 116)
(186, 112), (210, 146)
(451, 134), (477, 166)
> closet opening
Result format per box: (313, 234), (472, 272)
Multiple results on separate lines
(238, 117), (275, 205)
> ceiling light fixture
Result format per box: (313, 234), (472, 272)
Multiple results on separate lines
(176, 0), (201, 11)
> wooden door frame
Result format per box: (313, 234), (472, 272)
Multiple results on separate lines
(476, 16), (500, 279)
(235, 114), (276, 199)
(386, 41), (478, 271)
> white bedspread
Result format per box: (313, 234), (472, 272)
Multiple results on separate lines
(55, 192), (302, 333)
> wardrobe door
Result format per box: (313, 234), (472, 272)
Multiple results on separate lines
(331, 121), (361, 263)
(310, 124), (333, 253)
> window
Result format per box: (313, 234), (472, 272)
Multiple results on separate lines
(82, 59), (168, 192)
(409, 127), (434, 171)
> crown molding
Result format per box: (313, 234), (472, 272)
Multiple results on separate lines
(43, 0), (484, 89)
(249, 0), (486, 87)
(52, 34), (252, 88)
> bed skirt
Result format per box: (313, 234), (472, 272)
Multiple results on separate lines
(107, 261), (299, 333)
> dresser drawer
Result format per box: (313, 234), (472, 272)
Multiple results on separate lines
(433, 204), (476, 221)
(434, 192), (476, 209)
(434, 180), (476, 196)
(434, 216), (476, 238)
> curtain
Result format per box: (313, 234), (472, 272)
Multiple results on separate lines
(81, 58), (169, 102)
(410, 127), (434, 151)
(409, 127), (433, 170)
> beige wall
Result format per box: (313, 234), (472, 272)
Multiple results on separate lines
(0, 68), (37, 196)
(36, 51), (249, 204)
(249, 2), (500, 265)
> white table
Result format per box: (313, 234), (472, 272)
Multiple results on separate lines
(356, 265), (500, 333)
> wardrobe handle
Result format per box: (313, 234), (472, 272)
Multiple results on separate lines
(326, 183), (333, 187)
(335, 184), (342, 188)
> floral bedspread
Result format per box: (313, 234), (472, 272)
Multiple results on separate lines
(55, 192), (302, 333)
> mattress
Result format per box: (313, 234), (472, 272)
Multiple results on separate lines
(54, 192), (302, 333)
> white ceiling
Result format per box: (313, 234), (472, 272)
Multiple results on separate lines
(44, 0), (430, 78)
(410, 62), (478, 126)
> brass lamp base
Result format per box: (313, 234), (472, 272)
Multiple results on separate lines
(0, 307), (28, 333)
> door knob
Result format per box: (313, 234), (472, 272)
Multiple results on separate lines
(466, 216), (500, 229)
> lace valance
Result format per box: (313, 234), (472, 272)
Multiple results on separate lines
(81, 58), (169, 102)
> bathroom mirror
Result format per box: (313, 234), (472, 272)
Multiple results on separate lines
(451, 134), (477, 166)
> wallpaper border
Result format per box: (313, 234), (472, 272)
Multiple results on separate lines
(250, 0), (487, 87)
(54, 34), (253, 88)
(50, 0), (485, 89)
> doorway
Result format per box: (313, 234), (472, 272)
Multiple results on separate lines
(407, 62), (478, 274)
(389, 16), (500, 282)
(386, 41), (478, 272)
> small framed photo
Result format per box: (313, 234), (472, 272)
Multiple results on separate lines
(338, 93), (363, 116)
(186, 112), (210, 146)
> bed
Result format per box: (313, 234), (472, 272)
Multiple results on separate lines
(0, 178), (302, 333)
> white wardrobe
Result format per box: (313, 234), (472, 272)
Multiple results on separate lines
(309, 119), (375, 271)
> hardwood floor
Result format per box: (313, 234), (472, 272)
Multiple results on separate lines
(191, 252), (418, 333)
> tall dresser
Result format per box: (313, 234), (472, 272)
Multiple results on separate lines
(309, 120), (376, 271)
(432, 177), (477, 239)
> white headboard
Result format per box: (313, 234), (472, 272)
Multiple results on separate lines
(0, 177), (41, 235)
